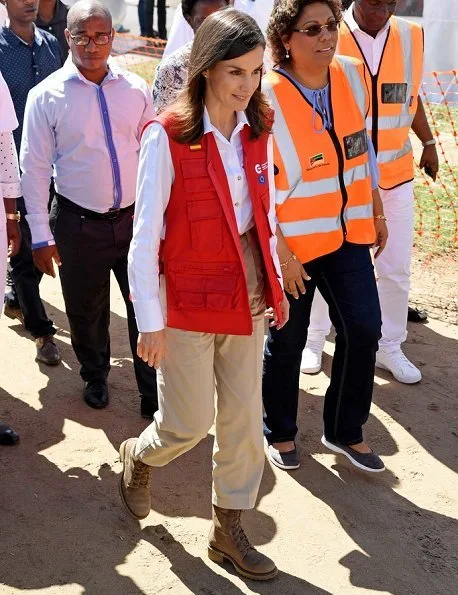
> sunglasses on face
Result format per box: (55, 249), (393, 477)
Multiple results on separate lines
(69, 33), (113, 46)
(292, 21), (339, 37)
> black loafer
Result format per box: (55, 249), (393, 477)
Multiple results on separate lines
(268, 444), (300, 470)
(140, 394), (158, 419)
(408, 306), (428, 323)
(0, 422), (20, 445)
(84, 380), (109, 409)
(321, 436), (385, 473)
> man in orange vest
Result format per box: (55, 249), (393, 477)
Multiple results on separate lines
(301, 0), (438, 384)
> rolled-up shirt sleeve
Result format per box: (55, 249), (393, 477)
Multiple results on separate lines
(267, 134), (283, 288)
(20, 89), (56, 248)
(128, 122), (174, 332)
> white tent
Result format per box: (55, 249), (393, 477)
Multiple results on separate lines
(423, 0), (458, 74)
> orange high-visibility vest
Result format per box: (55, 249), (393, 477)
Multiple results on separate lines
(338, 16), (424, 190)
(263, 57), (375, 264)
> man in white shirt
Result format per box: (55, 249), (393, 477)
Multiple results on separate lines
(21, 0), (158, 413)
(163, 0), (274, 57)
(152, 0), (229, 113)
(301, 0), (439, 385)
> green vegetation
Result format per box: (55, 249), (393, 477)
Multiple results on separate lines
(414, 164), (458, 254)
(414, 104), (457, 254)
(125, 58), (160, 87)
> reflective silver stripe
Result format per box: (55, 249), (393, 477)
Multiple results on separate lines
(337, 56), (367, 119)
(344, 203), (373, 223)
(262, 79), (302, 202)
(276, 176), (340, 203)
(280, 201), (373, 238)
(397, 18), (413, 85)
(377, 138), (412, 164)
(281, 215), (341, 238)
(276, 162), (370, 202)
(366, 114), (414, 131)
(344, 162), (371, 187)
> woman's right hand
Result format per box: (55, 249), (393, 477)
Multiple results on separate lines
(282, 256), (311, 299)
(137, 330), (167, 369)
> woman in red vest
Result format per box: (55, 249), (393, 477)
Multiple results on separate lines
(118, 8), (288, 581)
(262, 0), (388, 473)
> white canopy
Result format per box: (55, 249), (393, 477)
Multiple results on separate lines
(423, 0), (458, 74)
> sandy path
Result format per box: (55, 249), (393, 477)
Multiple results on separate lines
(0, 274), (457, 595)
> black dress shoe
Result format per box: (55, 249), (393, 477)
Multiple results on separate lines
(408, 306), (428, 323)
(84, 380), (109, 409)
(140, 394), (158, 419)
(0, 422), (20, 445)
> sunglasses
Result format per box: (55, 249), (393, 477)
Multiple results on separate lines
(292, 21), (339, 37)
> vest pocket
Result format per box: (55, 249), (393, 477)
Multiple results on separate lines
(187, 199), (223, 253)
(167, 262), (239, 311)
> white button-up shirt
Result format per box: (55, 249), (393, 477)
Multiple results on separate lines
(20, 58), (154, 248)
(344, 3), (390, 74)
(128, 109), (281, 333)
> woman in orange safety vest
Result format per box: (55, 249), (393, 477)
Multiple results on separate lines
(262, 0), (388, 473)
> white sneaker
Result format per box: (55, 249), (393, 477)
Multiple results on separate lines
(375, 349), (422, 384)
(300, 336), (326, 374)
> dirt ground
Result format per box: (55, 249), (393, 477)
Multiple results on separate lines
(0, 274), (457, 595)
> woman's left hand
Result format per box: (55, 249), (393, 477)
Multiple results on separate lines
(268, 292), (290, 330)
(373, 218), (388, 258)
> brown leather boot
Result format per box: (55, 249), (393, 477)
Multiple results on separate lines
(119, 438), (152, 520)
(208, 505), (278, 581)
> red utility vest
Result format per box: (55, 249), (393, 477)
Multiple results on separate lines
(142, 115), (284, 336)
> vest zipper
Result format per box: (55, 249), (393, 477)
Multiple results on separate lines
(327, 128), (348, 237)
(326, 78), (348, 238)
(371, 72), (379, 155)
(343, 22), (391, 156)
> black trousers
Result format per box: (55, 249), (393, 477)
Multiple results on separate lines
(49, 198), (158, 400)
(6, 197), (55, 339)
(144, 0), (167, 39)
(263, 243), (382, 446)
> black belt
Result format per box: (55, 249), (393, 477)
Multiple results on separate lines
(56, 195), (134, 220)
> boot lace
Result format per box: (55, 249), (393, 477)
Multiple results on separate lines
(231, 512), (252, 558)
(131, 461), (152, 488)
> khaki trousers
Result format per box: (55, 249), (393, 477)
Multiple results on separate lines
(135, 233), (266, 510)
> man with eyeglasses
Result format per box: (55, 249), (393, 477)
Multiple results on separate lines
(20, 0), (159, 415)
(0, 0), (62, 367)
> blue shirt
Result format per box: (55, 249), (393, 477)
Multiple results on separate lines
(278, 68), (380, 190)
(0, 25), (62, 153)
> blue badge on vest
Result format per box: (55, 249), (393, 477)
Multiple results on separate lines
(258, 175), (266, 184)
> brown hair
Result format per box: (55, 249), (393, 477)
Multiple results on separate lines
(167, 8), (271, 144)
(267, 0), (342, 66)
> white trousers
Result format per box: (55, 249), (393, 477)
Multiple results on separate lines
(307, 181), (415, 352)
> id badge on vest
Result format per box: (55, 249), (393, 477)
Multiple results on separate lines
(381, 83), (408, 104)
(343, 129), (368, 160)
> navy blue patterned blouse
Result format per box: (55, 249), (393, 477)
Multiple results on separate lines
(0, 25), (62, 153)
